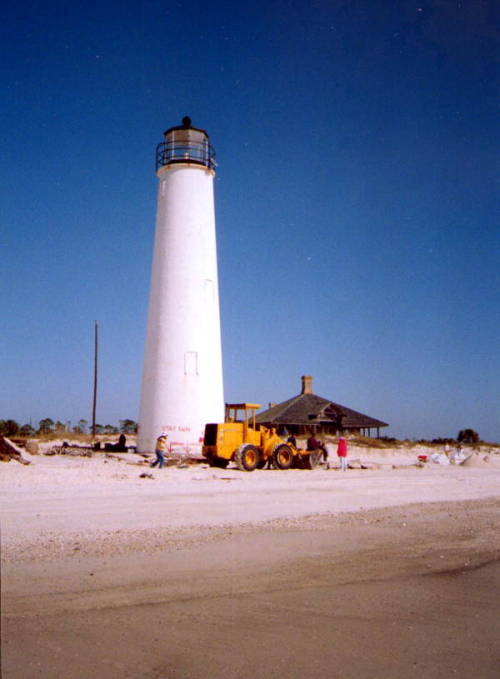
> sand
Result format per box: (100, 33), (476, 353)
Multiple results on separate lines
(1, 446), (500, 678)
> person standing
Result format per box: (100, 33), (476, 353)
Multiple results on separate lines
(337, 436), (348, 471)
(151, 433), (168, 469)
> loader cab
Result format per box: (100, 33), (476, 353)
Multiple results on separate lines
(224, 403), (261, 438)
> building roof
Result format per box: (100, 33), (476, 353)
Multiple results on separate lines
(255, 377), (388, 430)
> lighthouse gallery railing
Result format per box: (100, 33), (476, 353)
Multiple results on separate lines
(156, 140), (216, 171)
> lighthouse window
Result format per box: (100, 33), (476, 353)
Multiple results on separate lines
(184, 351), (198, 375)
(160, 179), (166, 196)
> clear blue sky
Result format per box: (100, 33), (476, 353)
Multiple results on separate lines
(1, 0), (498, 441)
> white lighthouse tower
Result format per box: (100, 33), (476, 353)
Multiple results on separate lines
(137, 117), (224, 454)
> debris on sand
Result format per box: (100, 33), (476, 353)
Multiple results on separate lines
(450, 449), (473, 465)
(430, 452), (450, 465)
(0, 436), (31, 465)
(46, 443), (93, 457)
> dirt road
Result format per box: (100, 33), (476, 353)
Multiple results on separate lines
(3, 498), (499, 679)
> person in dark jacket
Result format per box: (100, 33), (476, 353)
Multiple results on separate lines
(307, 433), (328, 463)
(307, 434), (321, 451)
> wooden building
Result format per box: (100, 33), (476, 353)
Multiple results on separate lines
(255, 376), (388, 438)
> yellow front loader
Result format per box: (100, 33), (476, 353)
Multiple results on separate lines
(202, 403), (323, 471)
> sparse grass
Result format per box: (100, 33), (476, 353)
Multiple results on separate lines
(348, 435), (397, 449)
(480, 441), (500, 450)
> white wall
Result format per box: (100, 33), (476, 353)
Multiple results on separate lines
(137, 163), (224, 454)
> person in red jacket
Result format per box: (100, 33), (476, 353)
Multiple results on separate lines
(337, 436), (348, 471)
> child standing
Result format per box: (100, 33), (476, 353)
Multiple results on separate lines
(337, 436), (348, 471)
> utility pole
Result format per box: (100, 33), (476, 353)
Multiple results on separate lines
(92, 321), (98, 439)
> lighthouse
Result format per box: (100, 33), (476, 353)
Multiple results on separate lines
(137, 117), (224, 454)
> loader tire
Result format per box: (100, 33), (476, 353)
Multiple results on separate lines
(271, 443), (293, 470)
(234, 444), (259, 472)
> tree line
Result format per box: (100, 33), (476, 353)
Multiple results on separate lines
(0, 419), (481, 443)
(0, 418), (138, 438)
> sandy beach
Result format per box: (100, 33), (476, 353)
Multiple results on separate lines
(1, 445), (499, 678)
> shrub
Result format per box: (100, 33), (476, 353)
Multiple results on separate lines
(457, 429), (480, 444)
